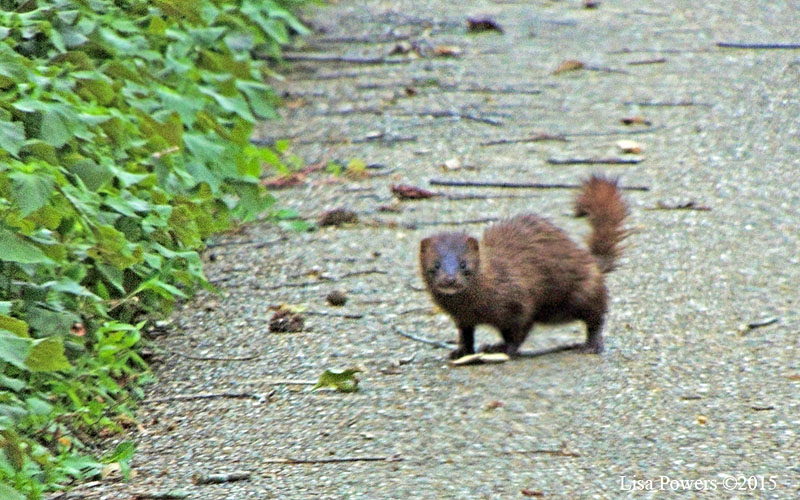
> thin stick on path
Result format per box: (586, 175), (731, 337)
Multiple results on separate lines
(547, 157), (642, 165)
(264, 455), (403, 465)
(132, 492), (189, 500)
(279, 53), (414, 65)
(393, 326), (451, 350)
(428, 179), (651, 192)
(142, 392), (265, 404)
(717, 42), (800, 50)
(177, 353), (261, 362)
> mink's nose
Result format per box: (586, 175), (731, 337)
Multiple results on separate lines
(439, 275), (458, 287)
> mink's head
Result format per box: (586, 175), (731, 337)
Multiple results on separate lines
(419, 233), (480, 296)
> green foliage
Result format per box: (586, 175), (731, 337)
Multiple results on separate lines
(0, 0), (310, 497)
(312, 368), (361, 393)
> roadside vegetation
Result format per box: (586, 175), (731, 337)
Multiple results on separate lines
(0, 1), (309, 497)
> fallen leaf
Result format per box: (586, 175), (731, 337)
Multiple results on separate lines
(467, 17), (504, 33)
(313, 368), (361, 393)
(377, 204), (403, 213)
(484, 400), (504, 410)
(318, 208), (358, 227)
(262, 173), (307, 189)
(583, 0), (600, 8)
(620, 115), (652, 126)
(70, 322), (86, 336)
(787, 374), (800, 381)
(696, 415), (708, 425)
(552, 59), (585, 75)
(391, 184), (440, 200)
(269, 309), (304, 333)
(434, 45), (463, 57)
(521, 490), (545, 497)
(284, 98), (306, 109)
(616, 139), (643, 154)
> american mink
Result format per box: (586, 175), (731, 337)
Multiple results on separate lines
(419, 175), (627, 359)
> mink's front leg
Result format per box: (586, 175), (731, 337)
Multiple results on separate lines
(449, 325), (475, 359)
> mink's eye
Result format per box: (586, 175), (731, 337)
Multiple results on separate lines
(459, 260), (467, 270)
(433, 261), (441, 270)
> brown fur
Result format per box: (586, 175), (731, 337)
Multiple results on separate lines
(419, 175), (627, 359)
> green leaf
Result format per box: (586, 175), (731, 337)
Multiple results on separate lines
(27, 336), (72, 372)
(199, 88), (255, 122)
(103, 440), (136, 463)
(8, 170), (54, 217)
(26, 396), (53, 416)
(0, 374), (26, 392)
(0, 314), (29, 338)
(40, 107), (73, 147)
(0, 481), (25, 500)
(0, 227), (53, 264)
(0, 330), (32, 370)
(236, 80), (279, 119)
(312, 368), (361, 393)
(0, 119), (25, 157)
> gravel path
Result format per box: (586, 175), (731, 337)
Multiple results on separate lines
(86, 1), (799, 499)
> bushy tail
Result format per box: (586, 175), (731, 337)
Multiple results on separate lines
(574, 175), (628, 273)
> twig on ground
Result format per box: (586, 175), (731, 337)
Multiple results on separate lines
(584, 65), (630, 74)
(717, 42), (800, 50)
(392, 327), (451, 349)
(132, 492), (189, 500)
(266, 269), (387, 291)
(412, 217), (500, 227)
(206, 237), (285, 248)
(517, 343), (585, 358)
(481, 133), (568, 146)
(142, 392), (264, 404)
(398, 306), (431, 315)
(547, 157), (643, 165)
(264, 455), (403, 464)
(747, 317), (779, 330)
(439, 84), (542, 95)
(428, 179), (651, 192)
(315, 33), (414, 44)
(627, 57), (668, 65)
(304, 311), (364, 319)
(646, 201), (711, 211)
(513, 447), (581, 458)
(623, 100), (711, 107)
(339, 268), (388, 279)
(400, 109), (504, 126)
(280, 53), (414, 64)
(177, 353), (261, 362)
(193, 471), (252, 485)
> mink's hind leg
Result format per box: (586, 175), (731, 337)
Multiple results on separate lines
(479, 328), (523, 356)
(449, 325), (476, 359)
(577, 315), (605, 354)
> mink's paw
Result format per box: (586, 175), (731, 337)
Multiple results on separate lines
(479, 342), (518, 357)
(576, 340), (604, 354)
(449, 346), (475, 360)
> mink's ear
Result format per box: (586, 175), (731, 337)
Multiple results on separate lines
(420, 237), (432, 256)
(466, 236), (479, 254)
